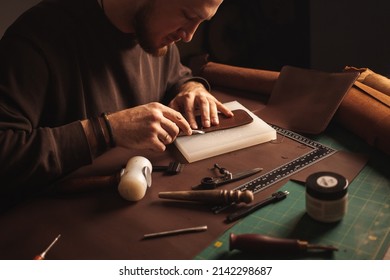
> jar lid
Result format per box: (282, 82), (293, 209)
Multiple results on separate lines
(306, 172), (348, 200)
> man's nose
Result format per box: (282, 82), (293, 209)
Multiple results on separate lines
(179, 23), (200, 42)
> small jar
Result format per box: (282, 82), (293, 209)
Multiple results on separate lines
(305, 172), (349, 223)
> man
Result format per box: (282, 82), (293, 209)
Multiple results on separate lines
(0, 0), (232, 207)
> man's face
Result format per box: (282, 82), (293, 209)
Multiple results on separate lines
(133, 0), (223, 56)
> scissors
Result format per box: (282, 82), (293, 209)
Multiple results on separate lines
(192, 164), (263, 190)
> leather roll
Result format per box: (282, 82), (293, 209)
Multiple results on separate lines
(335, 84), (390, 155)
(345, 66), (390, 97)
(199, 61), (279, 95)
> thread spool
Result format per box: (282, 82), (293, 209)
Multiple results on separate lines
(305, 172), (349, 223)
(118, 156), (152, 201)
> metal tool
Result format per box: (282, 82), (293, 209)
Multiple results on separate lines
(191, 129), (205, 135)
(192, 164), (263, 190)
(178, 129), (205, 136)
(212, 125), (336, 213)
(34, 234), (61, 260)
(153, 161), (184, 175)
(143, 225), (207, 239)
(158, 189), (254, 205)
(230, 233), (338, 255)
(226, 190), (289, 223)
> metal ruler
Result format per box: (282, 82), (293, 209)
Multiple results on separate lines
(213, 125), (337, 213)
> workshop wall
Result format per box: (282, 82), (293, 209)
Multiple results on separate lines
(310, 0), (390, 76)
(1, 0), (389, 76)
(179, 0), (311, 72)
(179, 0), (390, 76)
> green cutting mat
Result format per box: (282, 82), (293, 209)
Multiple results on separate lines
(195, 124), (390, 260)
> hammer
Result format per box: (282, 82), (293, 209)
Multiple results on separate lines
(54, 156), (153, 201)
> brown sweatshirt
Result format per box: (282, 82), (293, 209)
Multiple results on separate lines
(0, 0), (205, 207)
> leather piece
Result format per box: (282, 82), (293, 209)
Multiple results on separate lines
(177, 109), (253, 136)
(196, 109), (253, 133)
(257, 66), (359, 134)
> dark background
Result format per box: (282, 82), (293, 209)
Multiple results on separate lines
(2, 0), (390, 76)
(177, 0), (390, 76)
(179, 0), (310, 71)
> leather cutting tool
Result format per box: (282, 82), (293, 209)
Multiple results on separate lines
(230, 233), (338, 255)
(34, 234), (61, 260)
(192, 164), (263, 190)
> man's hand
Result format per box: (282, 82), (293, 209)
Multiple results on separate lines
(108, 102), (192, 152)
(169, 81), (234, 129)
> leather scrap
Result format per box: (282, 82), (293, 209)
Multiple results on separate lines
(258, 65), (359, 134)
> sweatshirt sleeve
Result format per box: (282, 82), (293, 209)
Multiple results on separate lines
(0, 34), (92, 204)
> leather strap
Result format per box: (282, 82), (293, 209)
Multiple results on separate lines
(179, 109), (253, 136)
(197, 109), (253, 133)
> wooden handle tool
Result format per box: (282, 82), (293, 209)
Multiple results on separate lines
(158, 189), (254, 205)
(230, 233), (338, 255)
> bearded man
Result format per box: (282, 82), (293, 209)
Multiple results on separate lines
(0, 0), (232, 208)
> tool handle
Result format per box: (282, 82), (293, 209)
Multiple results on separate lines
(226, 191), (288, 222)
(33, 234), (61, 260)
(226, 197), (274, 222)
(33, 254), (44, 260)
(158, 190), (254, 205)
(54, 174), (120, 193)
(230, 233), (305, 254)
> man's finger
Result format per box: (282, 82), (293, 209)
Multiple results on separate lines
(216, 101), (234, 118)
(164, 109), (192, 135)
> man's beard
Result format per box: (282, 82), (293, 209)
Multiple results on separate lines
(133, 1), (168, 57)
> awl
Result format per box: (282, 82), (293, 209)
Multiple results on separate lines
(230, 233), (338, 255)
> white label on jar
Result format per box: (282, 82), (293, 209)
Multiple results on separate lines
(316, 175), (338, 188)
(306, 194), (348, 223)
